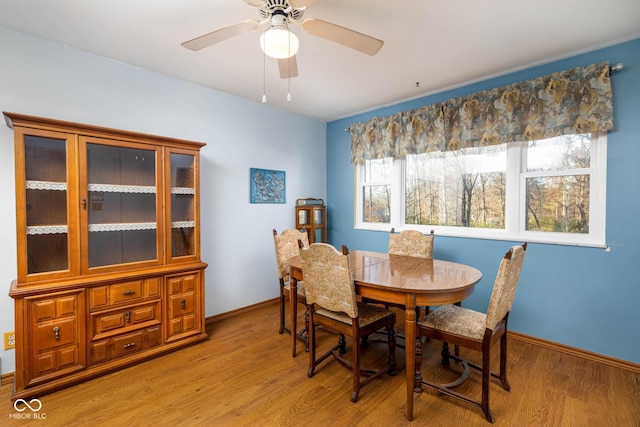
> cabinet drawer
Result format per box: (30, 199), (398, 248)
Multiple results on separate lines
(89, 277), (161, 310)
(90, 326), (161, 365)
(90, 301), (161, 341)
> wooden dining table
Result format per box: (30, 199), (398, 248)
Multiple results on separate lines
(288, 249), (482, 421)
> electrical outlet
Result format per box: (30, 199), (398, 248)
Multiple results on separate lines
(4, 332), (15, 350)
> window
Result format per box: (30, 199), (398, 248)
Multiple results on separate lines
(355, 133), (607, 247)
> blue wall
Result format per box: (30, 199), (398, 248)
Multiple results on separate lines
(326, 38), (640, 364)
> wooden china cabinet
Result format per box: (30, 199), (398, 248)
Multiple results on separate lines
(4, 112), (208, 400)
(295, 198), (326, 243)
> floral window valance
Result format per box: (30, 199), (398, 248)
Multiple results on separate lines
(350, 62), (613, 163)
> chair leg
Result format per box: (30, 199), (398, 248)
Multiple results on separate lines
(414, 335), (423, 392)
(291, 292), (298, 357)
(351, 335), (361, 403)
(439, 342), (460, 364)
(304, 309), (310, 352)
(338, 335), (347, 355)
(307, 312), (316, 378)
(279, 291), (286, 334)
(441, 342), (451, 365)
(387, 325), (397, 376)
(481, 342), (494, 423)
(499, 331), (510, 391)
(360, 335), (369, 348)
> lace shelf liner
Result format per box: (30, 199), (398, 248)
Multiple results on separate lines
(88, 222), (157, 232)
(171, 187), (195, 195)
(26, 181), (66, 191)
(172, 221), (195, 229)
(27, 225), (68, 235)
(88, 184), (156, 194)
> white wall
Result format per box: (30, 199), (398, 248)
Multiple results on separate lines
(0, 27), (327, 375)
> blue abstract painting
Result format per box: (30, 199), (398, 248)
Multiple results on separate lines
(250, 168), (285, 204)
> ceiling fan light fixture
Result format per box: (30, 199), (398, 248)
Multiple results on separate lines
(260, 26), (299, 59)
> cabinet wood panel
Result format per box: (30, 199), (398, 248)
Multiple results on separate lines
(166, 272), (202, 341)
(24, 289), (86, 388)
(33, 316), (78, 353)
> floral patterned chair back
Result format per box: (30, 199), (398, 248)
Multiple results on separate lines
(299, 243), (358, 319)
(273, 229), (309, 283)
(388, 228), (435, 259)
(485, 242), (527, 331)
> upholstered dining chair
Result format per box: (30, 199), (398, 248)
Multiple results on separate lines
(273, 228), (309, 357)
(299, 242), (397, 403)
(414, 242), (527, 423)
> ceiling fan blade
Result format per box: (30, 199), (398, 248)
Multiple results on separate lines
(301, 18), (383, 56)
(182, 20), (260, 51)
(278, 56), (299, 79)
(289, 0), (320, 8)
(241, 0), (264, 7)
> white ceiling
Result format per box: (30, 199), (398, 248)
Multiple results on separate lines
(1, 0), (639, 122)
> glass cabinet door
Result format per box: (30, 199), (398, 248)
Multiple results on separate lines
(168, 151), (197, 259)
(83, 140), (161, 270)
(19, 129), (76, 280)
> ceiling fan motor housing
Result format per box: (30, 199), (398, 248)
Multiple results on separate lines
(258, 0), (305, 21)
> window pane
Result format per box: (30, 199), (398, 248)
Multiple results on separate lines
(527, 134), (591, 171)
(526, 175), (590, 233)
(363, 158), (392, 182)
(363, 185), (390, 223)
(406, 145), (506, 228)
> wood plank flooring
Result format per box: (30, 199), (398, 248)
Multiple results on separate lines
(2, 303), (639, 426)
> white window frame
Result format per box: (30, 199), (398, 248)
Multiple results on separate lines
(354, 133), (607, 247)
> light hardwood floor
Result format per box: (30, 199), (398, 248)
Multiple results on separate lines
(2, 303), (639, 426)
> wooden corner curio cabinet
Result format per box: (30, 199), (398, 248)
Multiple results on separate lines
(4, 112), (208, 400)
(295, 198), (326, 243)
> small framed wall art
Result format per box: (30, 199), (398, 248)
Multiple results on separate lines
(250, 168), (285, 204)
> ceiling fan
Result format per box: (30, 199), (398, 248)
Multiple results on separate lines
(181, 0), (384, 79)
